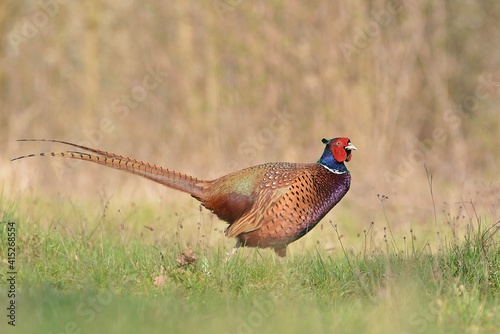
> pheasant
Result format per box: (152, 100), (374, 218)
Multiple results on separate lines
(13, 137), (356, 258)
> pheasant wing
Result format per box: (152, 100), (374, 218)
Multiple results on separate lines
(225, 163), (313, 237)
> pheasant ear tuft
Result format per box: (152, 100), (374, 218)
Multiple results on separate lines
(321, 138), (329, 144)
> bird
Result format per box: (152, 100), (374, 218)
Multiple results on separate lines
(13, 137), (356, 258)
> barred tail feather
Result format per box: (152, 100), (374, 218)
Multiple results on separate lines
(12, 139), (206, 198)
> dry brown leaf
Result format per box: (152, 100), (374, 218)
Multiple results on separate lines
(176, 247), (197, 266)
(153, 275), (169, 287)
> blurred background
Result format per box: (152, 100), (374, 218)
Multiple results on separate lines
(1, 1), (499, 242)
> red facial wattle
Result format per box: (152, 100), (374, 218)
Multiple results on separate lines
(331, 137), (354, 163)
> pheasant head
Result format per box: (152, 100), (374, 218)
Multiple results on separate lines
(318, 137), (357, 174)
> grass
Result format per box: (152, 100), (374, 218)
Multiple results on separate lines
(1, 192), (499, 334)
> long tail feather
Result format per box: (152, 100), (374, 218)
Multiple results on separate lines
(12, 139), (206, 198)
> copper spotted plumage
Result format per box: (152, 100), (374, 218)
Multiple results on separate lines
(13, 137), (356, 258)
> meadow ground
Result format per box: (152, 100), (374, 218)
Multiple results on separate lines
(0, 190), (498, 334)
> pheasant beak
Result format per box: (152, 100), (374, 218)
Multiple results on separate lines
(345, 142), (357, 162)
(345, 143), (357, 151)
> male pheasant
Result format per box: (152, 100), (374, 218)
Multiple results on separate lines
(13, 137), (356, 257)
